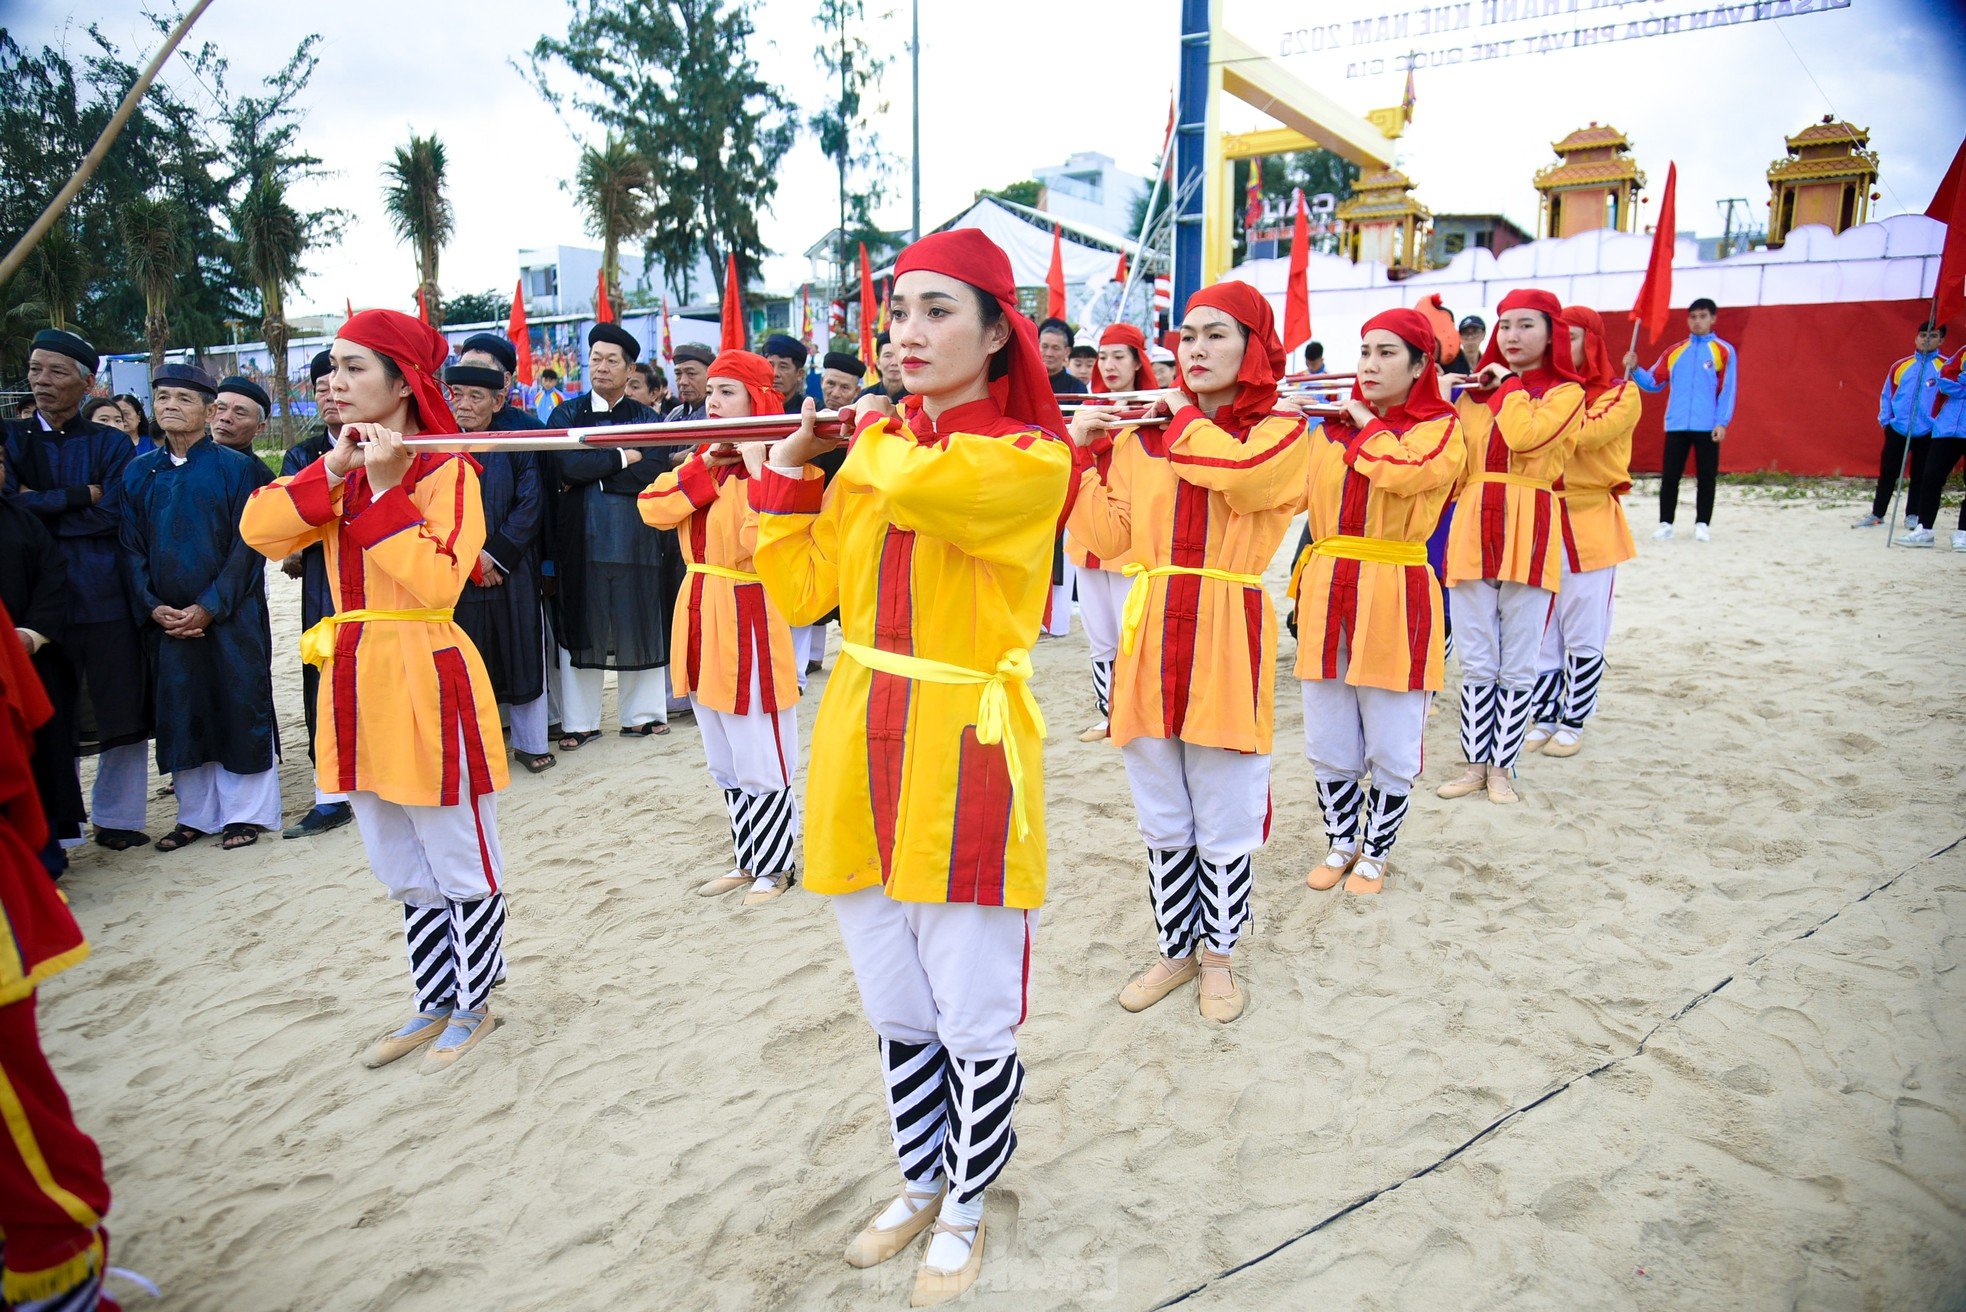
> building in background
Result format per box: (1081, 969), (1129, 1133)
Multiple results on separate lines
(1426, 213), (1532, 268)
(1033, 152), (1151, 238)
(1534, 124), (1646, 239)
(1766, 117), (1880, 247)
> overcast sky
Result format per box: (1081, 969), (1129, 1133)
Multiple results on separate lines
(11, 0), (1965, 319)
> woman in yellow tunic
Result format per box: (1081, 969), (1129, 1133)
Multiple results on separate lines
(1067, 281), (1310, 1025)
(1527, 305), (1640, 758)
(1437, 288), (1585, 805)
(1296, 308), (1465, 895)
(637, 350), (802, 906)
(1065, 323), (1153, 741)
(241, 309), (511, 1074)
(746, 229), (1074, 1305)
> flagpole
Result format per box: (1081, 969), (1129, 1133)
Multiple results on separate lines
(1116, 110), (1176, 328)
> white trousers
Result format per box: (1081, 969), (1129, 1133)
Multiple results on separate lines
(1120, 737), (1271, 863)
(1301, 643), (1429, 794)
(1538, 562), (1617, 669)
(833, 886), (1036, 1061)
(1074, 564), (1127, 664)
(1451, 579), (1551, 690)
(173, 763), (282, 832)
(557, 649), (669, 732)
(88, 741), (150, 831)
(694, 696), (800, 795)
(314, 786), (348, 807)
(1045, 575), (1074, 637)
(508, 690), (551, 756)
(350, 790), (505, 908)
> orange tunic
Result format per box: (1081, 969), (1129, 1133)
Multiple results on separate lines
(636, 452), (798, 715)
(1068, 406), (1310, 755)
(1064, 428), (1136, 571)
(241, 456), (510, 806)
(1556, 380), (1640, 573)
(1294, 413), (1465, 693)
(1445, 379), (1584, 591)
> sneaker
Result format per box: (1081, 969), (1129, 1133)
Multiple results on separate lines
(1953, 530), (1966, 553)
(1693, 523), (1711, 542)
(1897, 527), (1936, 548)
(1652, 522), (1674, 540)
(282, 802), (353, 839)
(1851, 514), (1883, 528)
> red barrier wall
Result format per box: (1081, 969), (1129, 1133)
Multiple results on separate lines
(1595, 299), (1938, 477)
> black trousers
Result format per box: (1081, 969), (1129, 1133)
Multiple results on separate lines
(1659, 429), (1721, 525)
(1911, 437), (1966, 531)
(1870, 427), (1931, 520)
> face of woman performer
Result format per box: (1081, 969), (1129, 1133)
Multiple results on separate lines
(449, 383), (502, 433)
(704, 376), (755, 420)
(1356, 329), (1427, 408)
(886, 270), (1011, 404)
(1178, 305), (1247, 402)
(329, 341), (414, 427)
(1494, 308), (1550, 372)
(1569, 324), (1588, 373)
(1097, 343), (1140, 393)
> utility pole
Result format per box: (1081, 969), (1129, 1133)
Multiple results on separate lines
(911, 0), (922, 241)
(1715, 197), (1750, 258)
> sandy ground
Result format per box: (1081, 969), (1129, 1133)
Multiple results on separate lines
(41, 483), (1966, 1311)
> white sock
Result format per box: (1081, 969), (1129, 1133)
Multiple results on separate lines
(1553, 727), (1581, 746)
(875, 1176), (942, 1229)
(1321, 844), (1357, 868)
(750, 873), (779, 894)
(925, 1194), (984, 1269)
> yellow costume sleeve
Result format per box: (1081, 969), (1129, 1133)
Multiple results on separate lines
(847, 423), (1071, 569)
(1491, 381), (1585, 454)
(637, 452), (717, 530)
(241, 458), (342, 561)
(1344, 414), (1466, 497)
(1163, 408), (1311, 516)
(1065, 434), (1135, 562)
(749, 465), (842, 626)
(1575, 382), (1642, 454)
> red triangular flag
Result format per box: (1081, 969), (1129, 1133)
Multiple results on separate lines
(858, 243), (877, 371)
(1113, 249), (1129, 286)
(1244, 158), (1264, 231)
(661, 296), (675, 365)
(1929, 137), (1966, 326)
(416, 286), (430, 325)
(506, 278), (534, 385)
(721, 253), (745, 353)
(344, 297), (354, 321)
(1630, 162), (1678, 349)
(1045, 226), (1066, 321)
(1282, 190), (1311, 356)
(595, 269), (615, 325)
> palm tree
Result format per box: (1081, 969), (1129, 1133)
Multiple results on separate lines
(382, 133), (454, 326)
(119, 196), (189, 368)
(0, 276), (50, 381)
(574, 136), (652, 314)
(232, 168), (305, 440)
(26, 222), (89, 333)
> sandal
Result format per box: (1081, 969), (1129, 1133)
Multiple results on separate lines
(154, 825), (208, 852)
(93, 827), (150, 852)
(619, 722), (668, 738)
(221, 822), (260, 849)
(556, 730), (601, 752)
(519, 751), (558, 774)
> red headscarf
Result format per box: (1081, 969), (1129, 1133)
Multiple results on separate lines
(1476, 288), (1583, 394)
(1559, 304), (1615, 394)
(708, 349), (785, 418)
(1353, 307), (1457, 425)
(891, 229), (1067, 440)
(1177, 281), (1287, 433)
(1096, 323), (1153, 394)
(338, 308), (458, 434)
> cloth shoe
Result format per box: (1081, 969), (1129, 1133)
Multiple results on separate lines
(1119, 954), (1197, 1011)
(1436, 762), (1487, 799)
(282, 802), (352, 839)
(1652, 522), (1673, 540)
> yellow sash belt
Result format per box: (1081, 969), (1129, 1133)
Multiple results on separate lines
(300, 608), (454, 668)
(1554, 486), (1615, 507)
(686, 562), (762, 583)
(1311, 535), (1427, 566)
(1468, 472), (1553, 492)
(1120, 562), (1263, 657)
(840, 641), (1045, 841)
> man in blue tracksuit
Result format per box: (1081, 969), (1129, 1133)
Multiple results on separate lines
(1901, 343), (1966, 550)
(1857, 320), (1947, 529)
(1623, 297), (1738, 541)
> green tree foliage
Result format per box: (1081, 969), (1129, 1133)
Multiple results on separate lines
(575, 136), (653, 313)
(527, 0), (796, 301)
(383, 133), (454, 325)
(442, 289), (512, 327)
(118, 194), (188, 367)
(985, 180), (1044, 208)
(812, 0), (894, 282)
